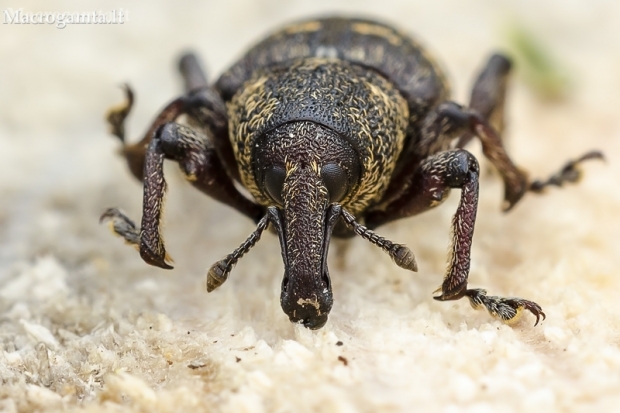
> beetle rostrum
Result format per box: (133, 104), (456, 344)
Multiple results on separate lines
(101, 17), (602, 329)
(254, 122), (362, 328)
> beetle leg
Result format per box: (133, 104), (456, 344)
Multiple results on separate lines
(177, 52), (241, 183)
(102, 122), (263, 269)
(178, 52), (209, 93)
(106, 85), (188, 180)
(413, 100), (602, 211)
(143, 122), (263, 267)
(99, 129), (173, 268)
(105, 53), (238, 182)
(529, 150), (605, 193)
(454, 53), (603, 209)
(413, 101), (529, 210)
(427, 150), (544, 325)
(156, 123), (263, 221)
(370, 149), (545, 325)
(99, 208), (141, 249)
(105, 88), (261, 222)
(367, 149), (469, 229)
(106, 84), (134, 144)
(462, 289), (545, 326)
(466, 107), (603, 211)
(457, 53), (511, 148)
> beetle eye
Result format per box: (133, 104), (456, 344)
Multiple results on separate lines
(264, 166), (286, 204)
(321, 163), (348, 202)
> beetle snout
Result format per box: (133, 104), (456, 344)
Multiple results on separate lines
(280, 270), (333, 330)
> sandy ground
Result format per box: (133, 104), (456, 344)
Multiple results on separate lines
(1, 0), (619, 412)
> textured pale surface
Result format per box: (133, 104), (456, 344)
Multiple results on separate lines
(1, 1), (619, 412)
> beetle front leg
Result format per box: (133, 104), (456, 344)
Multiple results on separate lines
(369, 150), (545, 325)
(102, 122), (263, 269)
(429, 150), (545, 325)
(101, 127), (172, 269)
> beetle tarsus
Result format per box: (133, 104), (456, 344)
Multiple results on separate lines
(106, 84), (134, 143)
(100, 207), (140, 247)
(99, 207), (174, 269)
(462, 288), (546, 326)
(529, 150), (605, 194)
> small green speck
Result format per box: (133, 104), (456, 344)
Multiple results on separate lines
(505, 24), (571, 100)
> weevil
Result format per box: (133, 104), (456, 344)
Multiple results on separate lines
(101, 17), (602, 329)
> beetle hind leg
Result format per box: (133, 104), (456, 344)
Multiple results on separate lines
(178, 52), (209, 93)
(105, 84), (189, 181)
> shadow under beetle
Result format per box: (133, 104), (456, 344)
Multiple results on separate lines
(102, 17), (602, 329)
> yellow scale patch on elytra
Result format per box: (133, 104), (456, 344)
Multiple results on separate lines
(351, 22), (403, 46)
(284, 20), (322, 35)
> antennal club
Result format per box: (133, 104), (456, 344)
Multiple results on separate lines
(206, 213), (270, 292)
(340, 207), (418, 272)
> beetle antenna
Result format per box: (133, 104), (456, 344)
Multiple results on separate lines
(206, 213), (270, 292)
(340, 207), (417, 272)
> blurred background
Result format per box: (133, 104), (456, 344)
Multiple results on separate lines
(0, 1), (619, 412)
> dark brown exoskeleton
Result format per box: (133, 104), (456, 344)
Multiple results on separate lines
(102, 17), (602, 329)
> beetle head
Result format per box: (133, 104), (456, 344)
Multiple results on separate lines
(255, 121), (360, 329)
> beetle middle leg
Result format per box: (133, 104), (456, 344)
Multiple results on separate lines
(367, 149), (545, 325)
(418, 101), (600, 212)
(106, 53), (241, 183)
